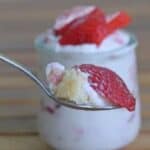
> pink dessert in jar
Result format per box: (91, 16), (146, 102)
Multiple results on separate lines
(35, 5), (140, 150)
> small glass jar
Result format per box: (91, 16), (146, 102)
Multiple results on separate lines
(35, 31), (141, 150)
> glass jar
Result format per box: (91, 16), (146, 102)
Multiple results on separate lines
(35, 31), (140, 150)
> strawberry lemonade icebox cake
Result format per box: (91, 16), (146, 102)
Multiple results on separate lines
(35, 5), (141, 150)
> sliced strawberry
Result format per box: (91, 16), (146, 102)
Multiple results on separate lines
(59, 8), (106, 45)
(54, 6), (131, 46)
(54, 7), (105, 36)
(77, 64), (135, 111)
(106, 11), (131, 34)
(54, 6), (95, 33)
(59, 21), (106, 45)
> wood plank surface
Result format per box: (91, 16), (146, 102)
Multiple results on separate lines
(0, 0), (150, 149)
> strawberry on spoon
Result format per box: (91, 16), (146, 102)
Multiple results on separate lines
(77, 64), (135, 111)
(46, 63), (135, 111)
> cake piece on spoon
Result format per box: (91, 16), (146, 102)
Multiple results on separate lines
(46, 63), (135, 111)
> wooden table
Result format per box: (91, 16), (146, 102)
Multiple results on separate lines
(0, 0), (150, 149)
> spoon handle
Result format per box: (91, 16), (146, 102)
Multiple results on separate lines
(0, 53), (53, 99)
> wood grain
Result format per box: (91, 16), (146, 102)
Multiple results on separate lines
(0, 0), (150, 149)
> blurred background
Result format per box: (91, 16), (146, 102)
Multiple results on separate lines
(0, 0), (149, 149)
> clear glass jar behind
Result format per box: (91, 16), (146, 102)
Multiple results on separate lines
(35, 31), (141, 150)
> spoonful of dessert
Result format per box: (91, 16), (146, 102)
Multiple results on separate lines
(0, 54), (135, 111)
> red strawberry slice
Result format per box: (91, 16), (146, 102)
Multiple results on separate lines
(106, 11), (131, 34)
(54, 6), (95, 33)
(54, 6), (131, 46)
(77, 64), (135, 111)
(59, 8), (106, 45)
(54, 7), (105, 36)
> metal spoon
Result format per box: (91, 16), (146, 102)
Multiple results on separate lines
(0, 54), (118, 111)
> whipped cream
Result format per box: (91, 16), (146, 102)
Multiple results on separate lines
(46, 63), (109, 107)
